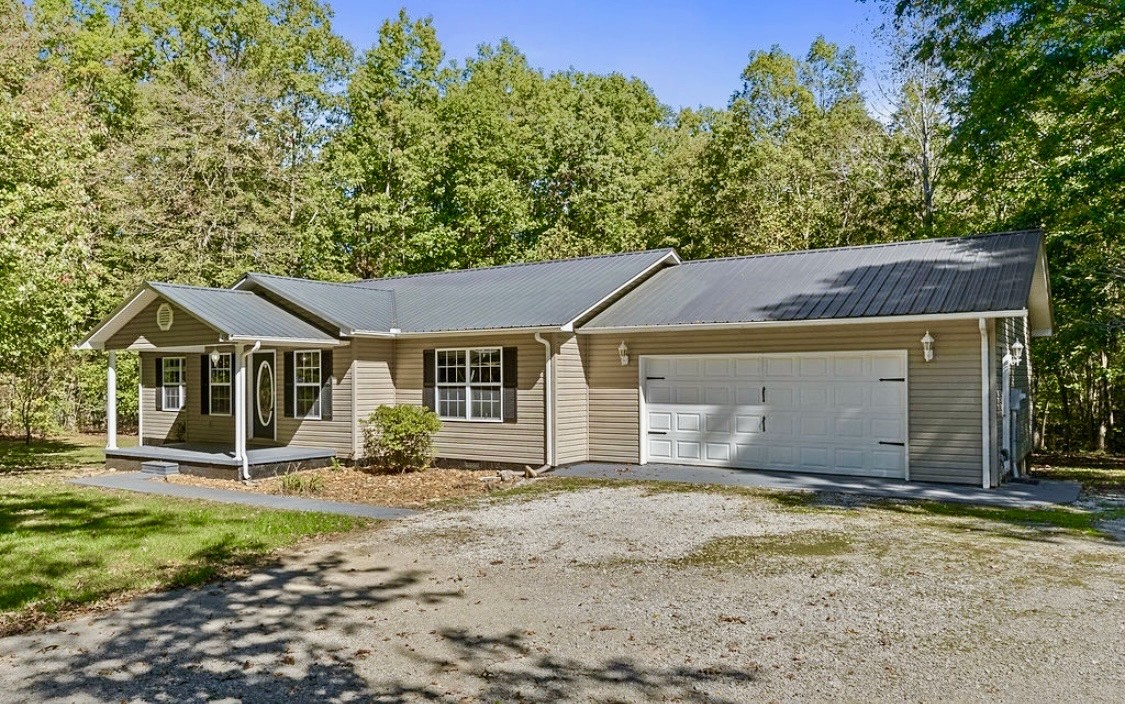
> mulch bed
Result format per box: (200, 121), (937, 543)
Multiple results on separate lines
(166, 467), (506, 508)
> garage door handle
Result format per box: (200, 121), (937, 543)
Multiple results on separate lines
(879, 377), (905, 382)
(646, 376), (665, 380)
(648, 431), (668, 435)
(761, 417), (766, 432)
(878, 441), (905, 446)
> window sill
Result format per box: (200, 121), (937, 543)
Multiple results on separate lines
(438, 417), (505, 424)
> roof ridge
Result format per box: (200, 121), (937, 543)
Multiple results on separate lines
(244, 272), (395, 294)
(676, 230), (1043, 266)
(350, 248), (677, 285)
(149, 281), (255, 295)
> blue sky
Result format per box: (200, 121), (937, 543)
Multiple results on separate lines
(326, 1), (889, 111)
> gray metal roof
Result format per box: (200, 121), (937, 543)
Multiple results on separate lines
(583, 230), (1045, 330)
(237, 274), (396, 334)
(240, 249), (677, 334)
(148, 283), (339, 343)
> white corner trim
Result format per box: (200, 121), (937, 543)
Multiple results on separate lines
(980, 318), (992, 489)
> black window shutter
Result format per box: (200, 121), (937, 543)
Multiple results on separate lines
(154, 357), (164, 411)
(502, 346), (518, 423)
(283, 351), (294, 417)
(200, 355), (210, 415)
(422, 350), (436, 412)
(319, 350), (333, 421)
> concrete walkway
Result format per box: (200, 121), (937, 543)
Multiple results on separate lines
(72, 472), (417, 520)
(554, 462), (1082, 508)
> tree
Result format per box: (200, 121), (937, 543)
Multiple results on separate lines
(889, 0), (1125, 450)
(0, 0), (100, 440)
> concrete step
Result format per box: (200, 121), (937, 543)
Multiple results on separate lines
(140, 460), (179, 477)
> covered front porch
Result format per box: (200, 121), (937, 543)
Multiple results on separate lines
(78, 281), (347, 480)
(104, 443), (336, 480)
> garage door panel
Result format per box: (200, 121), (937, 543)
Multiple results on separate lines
(704, 385), (731, 404)
(675, 413), (701, 432)
(735, 414), (763, 434)
(705, 443), (731, 462)
(644, 351), (907, 478)
(676, 441), (701, 460)
(648, 411), (672, 432)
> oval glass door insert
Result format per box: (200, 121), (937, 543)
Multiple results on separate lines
(257, 361), (274, 427)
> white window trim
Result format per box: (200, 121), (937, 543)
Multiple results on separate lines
(161, 356), (185, 412)
(293, 349), (322, 421)
(435, 347), (503, 423)
(209, 353), (232, 416)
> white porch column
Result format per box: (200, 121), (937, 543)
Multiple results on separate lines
(233, 344), (246, 461)
(106, 350), (118, 450)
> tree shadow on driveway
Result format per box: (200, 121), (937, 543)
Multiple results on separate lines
(8, 546), (758, 703)
(12, 549), (455, 703)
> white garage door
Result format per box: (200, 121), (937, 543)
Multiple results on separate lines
(643, 351), (907, 478)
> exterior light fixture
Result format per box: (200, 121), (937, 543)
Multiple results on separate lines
(1010, 339), (1024, 366)
(618, 341), (629, 366)
(921, 331), (935, 362)
(210, 349), (222, 366)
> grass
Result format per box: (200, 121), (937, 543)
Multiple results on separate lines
(673, 532), (852, 569)
(0, 434), (372, 634)
(1031, 456), (1125, 494)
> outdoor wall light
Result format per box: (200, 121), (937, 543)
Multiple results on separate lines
(921, 331), (935, 362)
(210, 349), (222, 366)
(1010, 339), (1024, 366)
(618, 341), (630, 366)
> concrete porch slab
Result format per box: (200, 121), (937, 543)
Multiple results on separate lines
(553, 462), (1081, 508)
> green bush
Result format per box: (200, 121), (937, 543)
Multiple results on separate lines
(362, 404), (442, 473)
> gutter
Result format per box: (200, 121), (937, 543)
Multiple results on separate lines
(580, 310), (1031, 334)
(533, 332), (555, 467)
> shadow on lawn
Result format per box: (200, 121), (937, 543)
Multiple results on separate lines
(10, 550), (756, 703)
(0, 436), (102, 475)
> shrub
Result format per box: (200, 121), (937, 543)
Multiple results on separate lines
(362, 404), (442, 473)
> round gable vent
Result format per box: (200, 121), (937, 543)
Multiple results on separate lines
(156, 303), (174, 331)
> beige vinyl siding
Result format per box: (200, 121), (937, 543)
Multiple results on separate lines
(554, 333), (589, 464)
(352, 338), (397, 458)
(107, 299), (221, 350)
(139, 347), (355, 458)
(395, 334), (546, 466)
(584, 319), (985, 484)
(139, 352), (234, 445)
(276, 344), (354, 458)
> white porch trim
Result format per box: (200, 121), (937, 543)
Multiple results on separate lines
(106, 351), (117, 450)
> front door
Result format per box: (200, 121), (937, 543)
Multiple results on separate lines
(252, 351), (276, 442)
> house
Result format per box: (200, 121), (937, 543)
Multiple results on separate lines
(77, 229), (1053, 488)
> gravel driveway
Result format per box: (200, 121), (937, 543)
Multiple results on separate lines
(1, 484), (1122, 703)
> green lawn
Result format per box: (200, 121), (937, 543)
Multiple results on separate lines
(0, 435), (371, 634)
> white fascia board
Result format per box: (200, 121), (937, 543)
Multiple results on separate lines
(391, 326), (558, 339)
(578, 310), (1030, 335)
(560, 251), (680, 332)
(224, 336), (345, 347)
(74, 288), (159, 350)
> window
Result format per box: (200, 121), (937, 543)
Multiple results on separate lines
(162, 357), (185, 411)
(436, 348), (502, 421)
(294, 350), (322, 419)
(209, 353), (232, 415)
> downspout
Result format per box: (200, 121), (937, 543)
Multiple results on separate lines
(534, 333), (555, 467)
(239, 341), (262, 481)
(979, 319), (991, 489)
